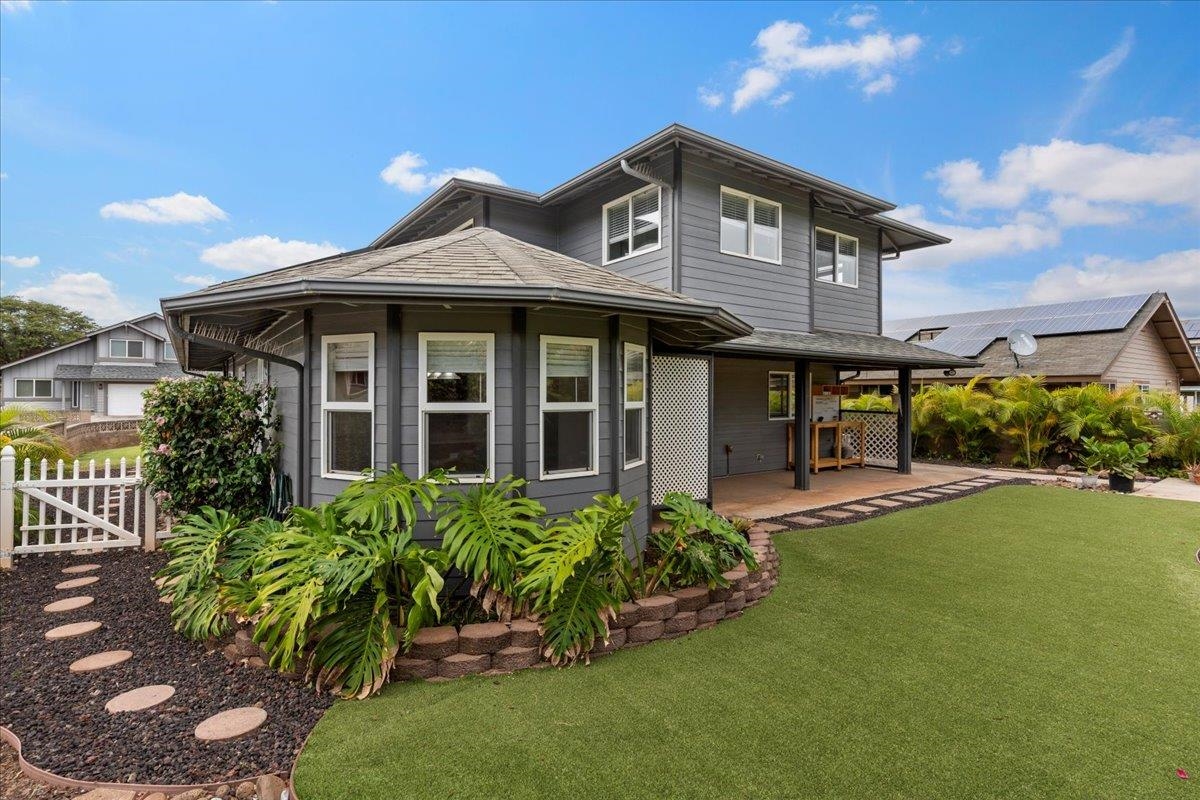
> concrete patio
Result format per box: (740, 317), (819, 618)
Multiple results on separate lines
(713, 462), (986, 519)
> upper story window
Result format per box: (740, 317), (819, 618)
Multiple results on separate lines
(623, 343), (646, 468)
(109, 339), (145, 359)
(163, 342), (177, 361)
(419, 332), (494, 481)
(720, 187), (781, 264)
(541, 335), (599, 478)
(15, 379), (53, 399)
(322, 334), (374, 478)
(816, 228), (858, 287)
(603, 187), (661, 264)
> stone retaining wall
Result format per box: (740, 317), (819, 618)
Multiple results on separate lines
(64, 419), (141, 455)
(222, 526), (781, 682)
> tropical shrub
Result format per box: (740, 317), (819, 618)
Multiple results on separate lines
(1082, 437), (1151, 479)
(0, 405), (71, 464)
(1052, 384), (1153, 464)
(912, 377), (997, 462)
(1145, 396), (1200, 479)
(640, 493), (757, 595)
(140, 375), (278, 519)
(842, 392), (893, 411)
(991, 376), (1057, 468)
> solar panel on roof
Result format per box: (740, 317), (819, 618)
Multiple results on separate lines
(1183, 319), (1200, 339)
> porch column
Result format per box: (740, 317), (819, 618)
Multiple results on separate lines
(794, 359), (811, 490)
(898, 367), (913, 474)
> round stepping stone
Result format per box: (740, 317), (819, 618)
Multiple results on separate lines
(62, 563), (101, 575)
(105, 684), (175, 713)
(70, 649), (133, 673)
(44, 595), (94, 613)
(45, 620), (102, 640)
(195, 706), (268, 742)
(55, 576), (100, 590)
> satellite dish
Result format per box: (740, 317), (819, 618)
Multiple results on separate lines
(1007, 328), (1037, 367)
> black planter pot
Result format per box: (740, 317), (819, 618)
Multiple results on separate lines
(1108, 473), (1135, 493)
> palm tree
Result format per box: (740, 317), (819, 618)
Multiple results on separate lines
(1145, 395), (1200, 481)
(912, 376), (996, 461)
(1052, 384), (1154, 464)
(992, 376), (1056, 468)
(0, 405), (71, 465)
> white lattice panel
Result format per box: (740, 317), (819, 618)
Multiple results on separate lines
(841, 411), (898, 467)
(651, 356), (710, 504)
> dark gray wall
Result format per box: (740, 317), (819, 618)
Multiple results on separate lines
(489, 199), (559, 251)
(711, 356), (795, 477)
(812, 210), (881, 335)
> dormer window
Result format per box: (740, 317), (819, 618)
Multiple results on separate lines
(603, 187), (661, 264)
(816, 229), (858, 287)
(720, 187), (781, 263)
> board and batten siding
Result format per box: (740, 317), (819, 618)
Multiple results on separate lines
(678, 154), (812, 332)
(0, 339), (95, 410)
(556, 151), (674, 289)
(812, 210), (881, 335)
(1103, 322), (1182, 392)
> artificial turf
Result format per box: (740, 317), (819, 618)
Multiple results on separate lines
(293, 485), (1200, 800)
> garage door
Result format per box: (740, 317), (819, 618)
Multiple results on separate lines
(107, 383), (152, 416)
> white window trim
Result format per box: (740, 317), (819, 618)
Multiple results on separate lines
(321, 333), (376, 481)
(622, 342), (647, 469)
(719, 186), (783, 265)
(109, 338), (145, 359)
(15, 378), (53, 399)
(540, 334), (600, 480)
(163, 341), (178, 361)
(417, 332), (495, 483)
(767, 371), (795, 421)
(601, 185), (663, 266)
(815, 227), (860, 289)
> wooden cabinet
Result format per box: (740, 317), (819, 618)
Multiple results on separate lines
(787, 420), (866, 473)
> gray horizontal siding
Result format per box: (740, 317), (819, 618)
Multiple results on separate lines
(488, 199), (558, 251)
(617, 316), (650, 536)
(712, 356), (795, 477)
(813, 210), (881, 335)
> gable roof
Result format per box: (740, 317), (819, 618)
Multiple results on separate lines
(370, 124), (950, 253)
(0, 313), (166, 371)
(708, 328), (975, 369)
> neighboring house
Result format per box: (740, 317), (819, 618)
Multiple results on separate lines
(160, 124), (970, 537)
(0, 313), (185, 417)
(1184, 318), (1200, 410)
(848, 293), (1200, 396)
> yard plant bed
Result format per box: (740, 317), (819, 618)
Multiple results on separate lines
(0, 549), (331, 786)
(294, 486), (1200, 799)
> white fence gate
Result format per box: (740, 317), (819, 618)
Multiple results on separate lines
(0, 445), (162, 569)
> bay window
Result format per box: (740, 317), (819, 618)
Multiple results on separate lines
(816, 228), (859, 287)
(720, 187), (781, 263)
(419, 332), (494, 480)
(541, 335), (598, 478)
(603, 186), (661, 264)
(322, 334), (374, 477)
(623, 343), (646, 468)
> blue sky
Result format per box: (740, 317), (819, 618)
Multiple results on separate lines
(1, 0), (1197, 324)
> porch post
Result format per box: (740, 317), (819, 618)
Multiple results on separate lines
(898, 367), (913, 474)
(794, 360), (811, 490)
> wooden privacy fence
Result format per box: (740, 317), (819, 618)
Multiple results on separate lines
(0, 445), (167, 570)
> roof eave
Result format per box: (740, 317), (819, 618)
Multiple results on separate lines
(370, 180), (541, 248)
(708, 339), (976, 369)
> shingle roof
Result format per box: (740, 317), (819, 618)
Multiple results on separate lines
(1184, 319), (1200, 340)
(55, 363), (185, 382)
(708, 328), (976, 369)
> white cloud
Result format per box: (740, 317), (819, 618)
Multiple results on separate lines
(943, 36), (965, 57)
(884, 267), (1018, 319)
(1, 0), (33, 12)
(1, 254), (40, 268)
(769, 91), (794, 108)
(379, 151), (503, 194)
(1045, 196), (1132, 227)
(200, 235), (340, 273)
(889, 205), (1061, 271)
(841, 5), (879, 30)
(730, 19), (922, 110)
(1057, 27), (1134, 136)
(14, 272), (137, 324)
(100, 192), (228, 224)
(1025, 249), (1200, 315)
(176, 274), (218, 288)
(697, 87), (725, 109)
(863, 73), (896, 97)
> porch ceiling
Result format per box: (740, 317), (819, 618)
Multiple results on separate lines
(708, 328), (977, 370)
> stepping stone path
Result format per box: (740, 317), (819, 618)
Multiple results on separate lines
(785, 515), (825, 526)
(105, 684), (176, 713)
(55, 575), (100, 590)
(195, 706), (268, 742)
(842, 504), (879, 513)
(70, 649), (133, 673)
(43, 595), (94, 613)
(62, 563), (101, 574)
(817, 509), (855, 519)
(45, 620), (102, 640)
(889, 495), (923, 503)
(910, 492), (941, 500)
(868, 498), (903, 508)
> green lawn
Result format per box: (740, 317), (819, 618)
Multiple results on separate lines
(294, 486), (1200, 800)
(76, 445), (143, 464)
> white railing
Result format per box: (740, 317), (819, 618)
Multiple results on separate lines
(0, 445), (164, 569)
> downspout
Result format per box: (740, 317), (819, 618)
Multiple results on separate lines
(166, 312), (308, 507)
(620, 158), (671, 190)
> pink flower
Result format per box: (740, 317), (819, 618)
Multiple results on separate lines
(156, 444), (172, 455)
(155, 416), (167, 425)
(1179, 769), (1190, 780)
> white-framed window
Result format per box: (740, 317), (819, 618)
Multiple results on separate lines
(623, 343), (646, 469)
(15, 379), (53, 399)
(768, 371), (795, 420)
(163, 342), (177, 361)
(720, 187), (782, 263)
(1135, 383), (1151, 394)
(419, 332), (494, 481)
(540, 335), (599, 479)
(70, 381), (81, 409)
(109, 339), (145, 359)
(321, 333), (375, 478)
(816, 228), (859, 287)
(602, 186), (661, 265)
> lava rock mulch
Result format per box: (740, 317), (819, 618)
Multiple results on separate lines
(0, 549), (331, 786)
(760, 477), (1032, 531)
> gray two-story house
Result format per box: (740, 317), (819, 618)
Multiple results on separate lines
(161, 125), (970, 536)
(0, 313), (184, 417)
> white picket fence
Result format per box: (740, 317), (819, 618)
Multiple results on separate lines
(0, 444), (168, 569)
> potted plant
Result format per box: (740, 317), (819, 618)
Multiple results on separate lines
(1082, 438), (1150, 493)
(1077, 444), (1102, 489)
